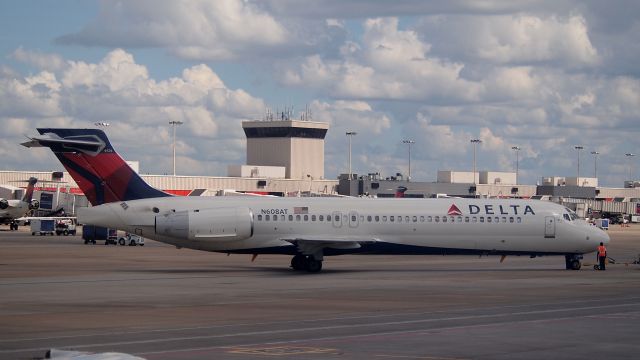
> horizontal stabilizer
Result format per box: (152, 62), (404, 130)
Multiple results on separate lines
(22, 132), (105, 156)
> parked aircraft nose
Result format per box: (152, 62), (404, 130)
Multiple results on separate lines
(591, 226), (610, 247)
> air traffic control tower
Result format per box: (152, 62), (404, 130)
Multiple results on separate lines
(242, 117), (329, 180)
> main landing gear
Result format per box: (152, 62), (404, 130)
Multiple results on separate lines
(565, 254), (583, 270)
(290, 254), (323, 273)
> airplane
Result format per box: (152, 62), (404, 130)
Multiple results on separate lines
(22, 128), (610, 272)
(0, 177), (39, 230)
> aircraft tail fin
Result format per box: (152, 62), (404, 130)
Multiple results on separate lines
(22, 129), (171, 206)
(22, 177), (37, 203)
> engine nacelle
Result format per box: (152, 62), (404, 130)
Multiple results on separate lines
(155, 207), (254, 241)
(29, 199), (40, 210)
(0, 199), (8, 210)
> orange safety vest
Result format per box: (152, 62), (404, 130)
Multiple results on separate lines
(597, 245), (607, 257)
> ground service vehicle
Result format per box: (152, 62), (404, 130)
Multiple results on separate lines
(82, 225), (118, 245)
(118, 233), (145, 246)
(55, 218), (77, 236)
(30, 219), (55, 236)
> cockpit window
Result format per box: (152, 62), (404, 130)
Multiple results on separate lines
(563, 208), (580, 221)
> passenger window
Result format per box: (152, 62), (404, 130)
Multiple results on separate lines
(312, 215), (316, 221)
(472, 217), (477, 223)
(334, 215), (340, 221)
(427, 216), (432, 222)
(435, 216), (440, 222)
(396, 216), (400, 222)
(464, 216), (469, 223)
(274, 215), (278, 221)
(258, 215), (263, 221)
(457, 216), (462, 222)
(303, 215), (307, 221)
(449, 216), (454, 223)
(487, 217), (492, 223)
(360, 216), (364, 222)
(509, 217), (514, 223)
(319, 215), (323, 221)
(405, 216), (410, 222)
(375, 215), (380, 222)
(495, 217), (499, 223)
(280, 215), (285, 221)
(390, 216), (395, 222)
(265, 215), (270, 221)
(296, 215), (301, 221)
(480, 217), (485, 223)
(413, 216), (417, 223)
(502, 217), (506, 223)
(351, 215), (357, 222)
(367, 215), (372, 222)
(443, 216), (447, 223)
(420, 216), (425, 222)
(289, 215), (293, 221)
(327, 215), (332, 222)
(517, 217), (522, 223)
(382, 216), (387, 222)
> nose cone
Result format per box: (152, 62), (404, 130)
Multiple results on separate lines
(591, 226), (610, 248)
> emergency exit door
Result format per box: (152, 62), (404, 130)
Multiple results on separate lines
(544, 216), (556, 238)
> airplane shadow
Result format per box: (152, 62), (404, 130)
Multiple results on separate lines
(122, 266), (568, 276)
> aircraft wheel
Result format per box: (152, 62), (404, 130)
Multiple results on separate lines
(290, 255), (306, 271)
(306, 258), (323, 273)
(570, 259), (582, 270)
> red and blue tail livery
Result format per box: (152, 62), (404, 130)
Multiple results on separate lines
(22, 128), (171, 206)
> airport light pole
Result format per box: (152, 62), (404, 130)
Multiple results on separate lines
(346, 131), (357, 179)
(169, 120), (183, 176)
(591, 151), (600, 179)
(94, 122), (110, 127)
(402, 139), (415, 181)
(625, 153), (635, 180)
(511, 146), (521, 184)
(470, 139), (482, 185)
(574, 145), (584, 179)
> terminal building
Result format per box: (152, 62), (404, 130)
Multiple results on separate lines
(1, 115), (639, 219)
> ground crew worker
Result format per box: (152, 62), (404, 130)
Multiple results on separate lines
(597, 242), (607, 270)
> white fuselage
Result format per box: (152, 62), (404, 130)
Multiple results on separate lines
(79, 197), (609, 256)
(0, 200), (29, 223)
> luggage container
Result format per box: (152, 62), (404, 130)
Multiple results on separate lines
(30, 219), (55, 236)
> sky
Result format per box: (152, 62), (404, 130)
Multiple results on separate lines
(1, 0), (639, 187)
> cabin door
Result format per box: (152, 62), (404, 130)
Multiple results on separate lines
(544, 216), (556, 238)
(332, 211), (343, 228)
(348, 211), (359, 228)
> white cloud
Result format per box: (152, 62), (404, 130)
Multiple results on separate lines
(0, 49), (266, 175)
(417, 14), (599, 66)
(55, 0), (293, 61)
(282, 17), (482, 103)
(10, 47), (66, 71)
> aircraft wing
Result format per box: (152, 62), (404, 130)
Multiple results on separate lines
(280, 235), (380, 255)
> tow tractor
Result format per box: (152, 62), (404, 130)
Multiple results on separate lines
(118, 233), (145, 246)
